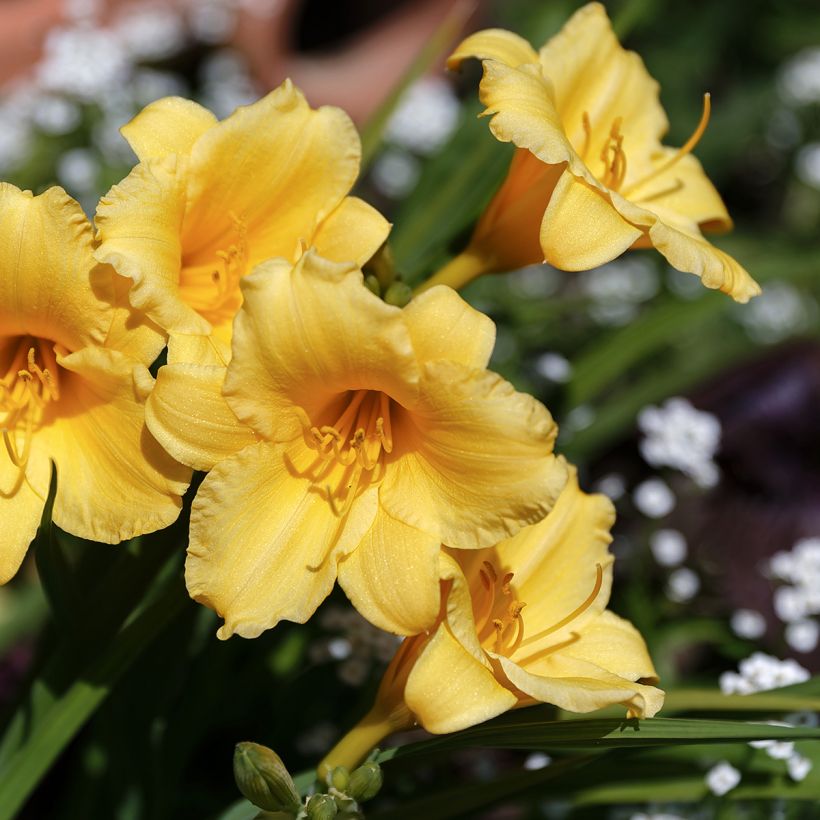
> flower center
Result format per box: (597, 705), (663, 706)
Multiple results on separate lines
(1, 336), (61, 494)
(579, 93), (711, 198)
(471, 560), (604, 661)
(299, 390), (395, 516)
(210, 212), (249, 307)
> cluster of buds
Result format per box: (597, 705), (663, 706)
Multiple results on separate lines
(233, 743), (383, 819)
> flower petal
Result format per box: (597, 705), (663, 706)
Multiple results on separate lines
(0, 449), (50, 584)
(95, 156), (209, 335)
(120, 96), (218, 162)
(337, 511), (440, 635)
(312, 196), (390, 268)
(38, 346), (190, 543)
(541, 169), (642, 270)
(402, 286), (496, 370)
(187, 438), (378, 638)
(181, 82), (362, 268)
(404, 624), (517, 733)
(224, 252), (418, 442)
(146, 361), (257, 472)
(562, 610), (659, 683)
(496, 652), (664, 718)
(381, 360), (567, 548)
(0, 184), (110, 351)
(448, 28), (539, 70)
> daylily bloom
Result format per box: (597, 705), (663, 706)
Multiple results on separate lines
(146, 250), (567, 639)
(319, 467), (663, 773)
(0, 183), (189, 583)
(94, 81), (390, 350)
(423, 2), (759, 302)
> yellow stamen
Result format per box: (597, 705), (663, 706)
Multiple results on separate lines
(580, 111), (592, 161)
(621, 93), (711, 197)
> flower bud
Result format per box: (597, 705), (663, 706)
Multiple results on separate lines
(384, 282), (412, 307)
(306, 793), (338, 820)
(364, 275), (381, 297)
(347, 761), (383, 802)
(233, 742), (301, 814)
(328, 765), (350, 792)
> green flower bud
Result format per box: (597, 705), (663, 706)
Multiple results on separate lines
(306, 793), (338, 820)
(233, 742), (301, 814)
(364, 275), (381, 297)
(383, 282), (412, 308)
(328, 765), (350, 792)
(347, 761), (383, 802)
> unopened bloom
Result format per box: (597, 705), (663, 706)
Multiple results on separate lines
(431, 3), (759, 301)
(147, 251), (566, 638)
(95, 81), (390, 349)
(0, 184), (189, 582)
(319, 467), (662, 772)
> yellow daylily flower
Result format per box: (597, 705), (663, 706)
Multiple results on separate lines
(0, 183), (190, 583)
(145, 251), (567, 639)
(94, 82), (390, 349)
(319, 465), (663, 773)
(423, 2), (759, 302)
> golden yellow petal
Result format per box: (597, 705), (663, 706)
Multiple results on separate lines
(447, 28), (539, 70)
(438, 551), (490, 664)
(402, 286), (496, 370)
(95, 156), (210, 335)
(541, 170), (643, 270)
(381, 361), (567, 548)
(38, 346), (190, 543)
(182, 81), (362, 271)
(478, 60), (576, 169)
(166, 331), (231, 367)
(538, 2), (668, 175)
(0, 449), (50, 584)
(186, 438), (379, 639)
(497, 653), (664, 717)
(146, 362), (257, 472)
(0, 184), (109, 351)
(337, 511), (440, 635)
(563, 610), (659, 683)
(404, 624), (517, 733)
(312, 196), (391, 268)
(224, 252), (419, 442)
(120, 96), (218, 162)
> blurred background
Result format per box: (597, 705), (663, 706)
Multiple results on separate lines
(0, 0), (819, 817)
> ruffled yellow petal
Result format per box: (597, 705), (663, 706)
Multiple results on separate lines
(541, 170), (642, 270)
(479, 60), (576, 169)
(447, 28), (539, 70)
(381, 361), (567, 548)
(146, 361), (257, 472)
(182, 82), (361, 270)
(537, 2), (667, 178)
(0, 448), (50, 584)
(37, 346), (190, 544)
(224, 253), (418, 442)
(612, 193), (761, 302)
(562, 610), (659, 683)
(337, 511), (440, 635)
(187, 438), (379, 638)
(404, 624), (517, 734)
(0, 184), (109, 351)
(496, 652), (664, 717)
(120, 96), (218, 162)
(312, 196), (391, 267)
(95, 155), (207, 335)
(402, 286), (496, 370)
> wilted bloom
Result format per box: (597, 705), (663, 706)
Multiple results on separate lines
(320, 468), (662, 772)
(147, 251), (566, 638)
(95, 81), (389, 349)
(0, 184), (189, 582)
(428, 2), (759, 302)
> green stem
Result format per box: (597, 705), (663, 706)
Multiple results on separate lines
(414, 249), (494, 295)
